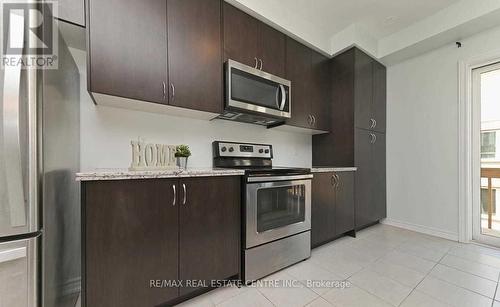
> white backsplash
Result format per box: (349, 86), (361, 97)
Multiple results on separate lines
(70, 48), (312, 171)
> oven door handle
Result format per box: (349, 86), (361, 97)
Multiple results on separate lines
(247, 174), (313, 183)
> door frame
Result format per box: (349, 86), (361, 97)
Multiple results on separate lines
(458, 50), (500, 243)
(471, 62), (500, 246)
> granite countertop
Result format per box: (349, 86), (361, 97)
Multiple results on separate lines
(311, 167), (357, 173)
(76, 168), (245, 181)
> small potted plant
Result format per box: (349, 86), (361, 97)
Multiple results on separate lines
(175, 145), (191, 169)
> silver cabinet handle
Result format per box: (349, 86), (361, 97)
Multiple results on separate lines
(182, 183), (187, 205)
(370, 119), (375, 128)
(312, 115), (316, 126)
(331, 174), (336, 186)
(172, 185), (176, 206)
(373, 133), (377, 144)
(162, 81), (168, 100)
(170, 83), (175, 102)
(308, 115), (313, 126)
(335, 174), (341, 189)
(370, 133), (376, 144)
(258, 59), (263, 70)
(254, 57), (258, 69)
(373, 119), (377, 128)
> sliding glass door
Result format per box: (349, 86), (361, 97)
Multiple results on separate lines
(472, 62), (500, 246)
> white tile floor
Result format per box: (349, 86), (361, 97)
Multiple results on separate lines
(175, 224), (500, 307)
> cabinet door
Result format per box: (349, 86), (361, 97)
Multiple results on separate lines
(167, 0), (223, 113)
(354, 129), (374, 229)
(259, 23), (286, 77)
(179, 176), (241, 296)
(223, 3), (260, 68)
(372, 132), (386, 221)
(88, 0), (168, 104)
(354, 50), (373, 131)
(372, 61), (386, 133)
(311, 51), (331, 131)
(84, 179), (179, 307)
(335, 172), (355, 235)
(311, 172), (336, 247)
(286, 38), (312, 128)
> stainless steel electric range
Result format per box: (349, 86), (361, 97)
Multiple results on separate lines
(213, 141), (312, 281)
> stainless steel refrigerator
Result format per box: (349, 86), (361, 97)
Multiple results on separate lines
(0, 8), (80, 307)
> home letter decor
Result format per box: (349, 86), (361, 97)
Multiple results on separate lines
(130, 139), (177, 170)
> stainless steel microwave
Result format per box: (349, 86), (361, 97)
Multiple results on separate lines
(220, 59), (291, 126)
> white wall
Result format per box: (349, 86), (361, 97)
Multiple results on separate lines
(386, 25), (500, 239)
(69, 49), (312, 172)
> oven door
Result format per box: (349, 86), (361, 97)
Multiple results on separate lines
(246, 177), (311, 248)
(226, 59), (291, 118)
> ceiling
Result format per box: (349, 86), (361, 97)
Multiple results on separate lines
(229, 0), (500, 64)
(279, 0), (460, 40)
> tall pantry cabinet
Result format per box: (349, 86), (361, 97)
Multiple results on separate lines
(313, 47), (387, 230)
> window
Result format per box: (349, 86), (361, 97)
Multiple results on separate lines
(481, 131), (496, 159)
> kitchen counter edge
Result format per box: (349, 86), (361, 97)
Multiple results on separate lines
(76, 168), (245, 181)
(311, 167), (357, 173)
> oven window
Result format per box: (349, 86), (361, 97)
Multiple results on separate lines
(256, 184), (306, 232)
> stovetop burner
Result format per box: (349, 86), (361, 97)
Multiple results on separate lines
(212, 141), (311, 176)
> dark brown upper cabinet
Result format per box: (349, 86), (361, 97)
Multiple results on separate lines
(88, 0), (168, 104)
(313, 47), (387, 166)
(311, 51), (331, 132)
(372, 61), (387, 133)
(258, 23), (286, 77)
(286, 38), (330, 132)
(223, 2), (285, 77)
(87, 0), (223, 114)
(286, 38), (312, 128)
(168, 0), (223, 113)
(311, 171), (355, 248)
(354, 49), (386, 133)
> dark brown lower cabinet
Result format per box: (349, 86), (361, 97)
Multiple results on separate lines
(83, 179), (179, 307)
(82, 176), (241, 307)
(354, 128), (387, 229)
(335, 172), (355, 235)
(311, 171), (355, 248)
(179, 177), (240, 296)
(311, 172), (336, 247)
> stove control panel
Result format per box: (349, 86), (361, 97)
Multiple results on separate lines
(214, 141), (273, 159)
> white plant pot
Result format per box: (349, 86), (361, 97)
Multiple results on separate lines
(177, 157), (188, 169)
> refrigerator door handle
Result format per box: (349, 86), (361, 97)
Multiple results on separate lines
(2, 11), (27, 228)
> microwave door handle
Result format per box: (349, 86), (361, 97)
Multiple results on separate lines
(2, 11), (27, 228)
(279, 85), (286, 111)
(275, 85), (281, 109)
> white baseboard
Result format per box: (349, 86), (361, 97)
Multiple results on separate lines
(61, 277), (81, 297)
(381, 218), (459, 241)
